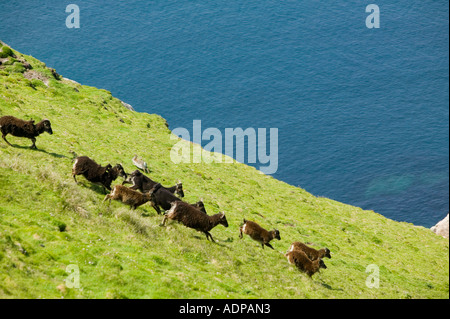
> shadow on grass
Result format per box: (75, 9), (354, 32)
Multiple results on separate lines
(8, 143), (68, 159)
(191, 234), (232, 248)
(319, 281), (344, 292)
(74, 179), (109, 195)
(87, 183), (109, 195)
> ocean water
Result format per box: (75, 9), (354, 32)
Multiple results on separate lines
(1, 1), (448, 227)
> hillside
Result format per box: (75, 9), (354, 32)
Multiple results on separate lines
(0, 41), (448, 299)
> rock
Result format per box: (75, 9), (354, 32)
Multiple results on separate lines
(120, 100), (134, 111)
(23, 70), (49, 86)
(431, 214), (449, 239)
(62, 77), (80, 85)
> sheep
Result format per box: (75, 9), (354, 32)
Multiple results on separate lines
(160, 201), (228, 242)
(122, 169), (184, 198)
(0, 115), (53, 149)
(285, 249), (327, 277)
(287, 242), (331, 261)
(148, 183), (182, 214)
(192, 200), (207, 215)
(166, 181), (184, 198)
(72, 156), (127, 192)
(149, 183), (206, 215)
(103, 185), (152, 210)
(132, 154), (149, 173)
(239, 219), (280, 250)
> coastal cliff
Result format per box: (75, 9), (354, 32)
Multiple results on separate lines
(432, 214), (449, 239)
(0, 42), (448, 299)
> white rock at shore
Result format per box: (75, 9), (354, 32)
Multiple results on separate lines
(431, 214), (449, 239)
(120, 100), (134, 111)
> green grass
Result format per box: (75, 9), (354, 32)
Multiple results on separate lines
(0, 42), (448, 299)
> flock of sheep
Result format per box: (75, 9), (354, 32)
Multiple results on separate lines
(0, 114), (331, 277)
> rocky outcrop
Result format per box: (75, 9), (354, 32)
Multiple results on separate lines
(431, 214), (449, 239)
(120, 100), (134, 111)
(23, 70), (49, 86)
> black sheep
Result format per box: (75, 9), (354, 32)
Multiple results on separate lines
(122, 169), (184, 197)
(149, 183), (207, 215)
(0, 115), (53, 149)
(148, 183), (183, 214)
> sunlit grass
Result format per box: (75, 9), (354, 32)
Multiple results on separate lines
(0, 43), (448, 299)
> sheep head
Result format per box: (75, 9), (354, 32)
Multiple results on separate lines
(35, 119), (53, 135)
(272, 229), (281, 241)
(218, 212), (228, 228)
(42, 119), (53, 135)
(113, 164), (127, 179)
(319, 259), (327, 270)
(175, 181), (184, 198)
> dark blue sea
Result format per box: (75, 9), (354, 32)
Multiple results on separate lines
(1, 1), (448, 227)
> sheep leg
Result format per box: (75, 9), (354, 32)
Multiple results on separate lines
(30, 137), (37, 149)
(151, 203), (162, 215)
(101, 186), (109, 195)
(1, 133), (12, 146)
(128, 184), (140, 191)
(122, 179), (135, 188)
(103, 194), (111, 203)
(264, 243), (275, 250)
(73, 174), (78, 184)
(205, 231), (215, 243)
(160, 215), (168, 226)
(239, 226), (243, 239)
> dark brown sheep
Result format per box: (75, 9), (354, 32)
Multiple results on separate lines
(285, 250), (327, 277)
(0, 115), (53, 149)
(72, 156), (127, 192)
(239, 219), (280, 250)
(160, 201), (228, 242)
(103, 185), (152, 210)
(288, 242), (331, 261)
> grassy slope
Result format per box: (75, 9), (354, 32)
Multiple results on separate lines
(0, 42), (448, 299)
